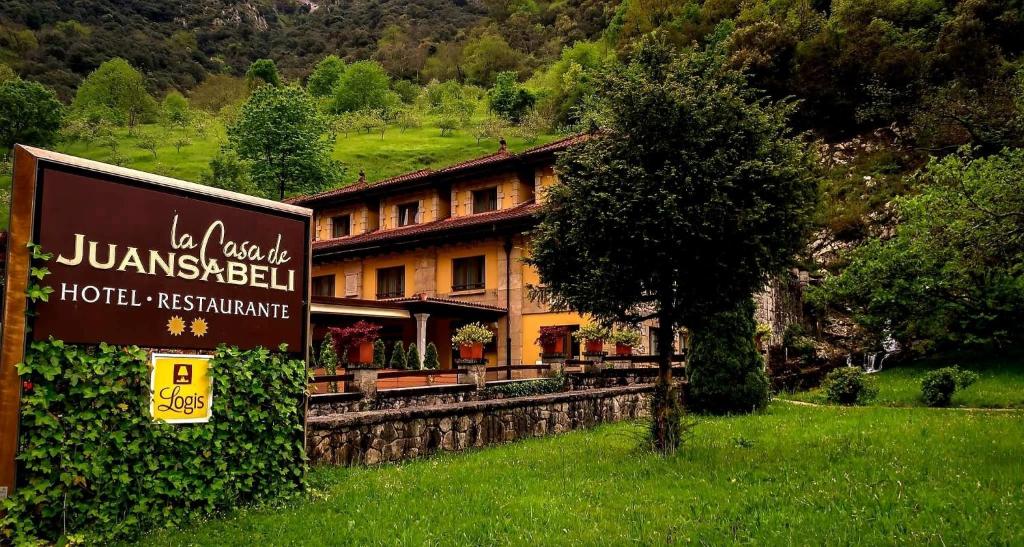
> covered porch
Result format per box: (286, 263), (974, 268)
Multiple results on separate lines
(311, 294), (509, 374)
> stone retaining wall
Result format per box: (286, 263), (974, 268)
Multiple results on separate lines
(307, 385), (654, 466)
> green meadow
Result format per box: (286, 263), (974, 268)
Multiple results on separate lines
(784, 353), (1024, 409)
(139, 402), (1024, 546)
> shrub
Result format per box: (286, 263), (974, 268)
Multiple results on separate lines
(372, 339), (387, 368)
(406, 343), (421, 370)
(390, 340), (407, 369)
(823, 367), (878, 405)
(920, 366), (979, 407)
(452, 322), (494, 346)
(687, 300), (770, 414)
(1, 341), (306, 543)
(318, 333), (340, 392)
(423, 342), (440, 370)
(483, 375), (564, 398)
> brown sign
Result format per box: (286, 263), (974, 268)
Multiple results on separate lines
(29, 163), (311, 351)
(0, 146), (312, 495)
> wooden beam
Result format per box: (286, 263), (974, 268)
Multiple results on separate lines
(0, 146), (40, 497)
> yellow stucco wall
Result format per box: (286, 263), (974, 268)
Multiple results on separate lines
(534, 165), (558, 204)
(520, 310), (589, 365)
(435, 242), (501, 295)
(380, 189), (439, 230)
(451, 173), (523, 218)
(315, 205), (362, 240)
(360, 254), (419, 299)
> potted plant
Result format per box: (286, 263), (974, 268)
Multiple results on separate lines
(536, 325), (570, 357)
(573, 324), (609, 355)
(329, 320), (382, 367)
(452, 322), (494, 360)
(611, 329), (641, 357)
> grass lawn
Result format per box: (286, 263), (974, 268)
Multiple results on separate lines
(0, 121), (559, 228)
(784, 353), (1024, 408)
(140, 403), (1024, 545)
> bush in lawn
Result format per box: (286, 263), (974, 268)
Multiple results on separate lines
(687, 300), (770, 415)
(823, 367), (878, 405)
(423, 342), (440, 370)
(920, 366), (979, 407)
(372, 339), (387, 368)
(406, 343), (421, 370)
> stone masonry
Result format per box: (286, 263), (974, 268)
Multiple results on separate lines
(307, 384), (654, 466)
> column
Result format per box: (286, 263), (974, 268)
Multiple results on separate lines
(414, 313), (429, 368)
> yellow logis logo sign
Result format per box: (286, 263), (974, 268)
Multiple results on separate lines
(150, 353), (213, 423)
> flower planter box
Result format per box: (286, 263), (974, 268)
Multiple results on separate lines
(347, 341), (375, 365)
(459, 342), (484, 360)
(614, 343), (633, 357)
(541, 337), (565, 356)
(584, 339), (605, 355)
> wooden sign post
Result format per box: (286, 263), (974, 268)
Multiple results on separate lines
(0, 145), (312, 497)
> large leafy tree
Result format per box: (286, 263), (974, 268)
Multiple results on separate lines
(487, 71), (535, 123)
(228, 85), (341, 200)
(246, 58), (281, 88)
(330, 61), (396, 113)
(810, 148), (1024, 353)
(0, 78), (63, 151)
(528, 37), (817, 451)
(306, 55), (346, 98)
(71, 58), (156, 129)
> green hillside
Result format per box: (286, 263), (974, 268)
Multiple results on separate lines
(0, 122), (559, 227)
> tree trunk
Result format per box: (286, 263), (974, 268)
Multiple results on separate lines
(650, 309), (682, 453)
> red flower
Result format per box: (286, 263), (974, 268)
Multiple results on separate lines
(22, 380), (33, 392)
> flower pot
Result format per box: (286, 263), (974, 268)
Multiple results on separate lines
(541, 337), (565, 356)
(349, 341), (374, 365)
(585, 339), (605, 355)
(459, 342), (484, 360)
(615, 343), (633, 357)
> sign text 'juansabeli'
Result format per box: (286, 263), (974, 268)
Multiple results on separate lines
(32, 166), (309, 351)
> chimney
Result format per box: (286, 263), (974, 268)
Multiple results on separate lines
(358, 169), (366, 184)
(499, 138), (507, 153)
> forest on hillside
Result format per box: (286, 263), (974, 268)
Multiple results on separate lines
(0, 0), (1022, 360)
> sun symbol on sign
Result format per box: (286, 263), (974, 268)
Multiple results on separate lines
(167, 316), (186, 336)
(190, 317), (209, 337)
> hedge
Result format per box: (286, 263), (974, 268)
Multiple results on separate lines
(1, 340), (308, 543)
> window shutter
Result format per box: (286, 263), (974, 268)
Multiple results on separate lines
(345, 273), (358, 297)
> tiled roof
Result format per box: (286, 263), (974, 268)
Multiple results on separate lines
(289, 133), (588, 206)
(313, 200), (541, 254)
(380, 295), (508, 313)
(517, 133), (589, 159)
(434, 150), (510, 174)
(286, 169), (434, 205)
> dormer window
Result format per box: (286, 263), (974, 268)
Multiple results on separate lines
(472, 187), (498, 214)
(398, 202), (419, 227)
(331, 215), (350, 238)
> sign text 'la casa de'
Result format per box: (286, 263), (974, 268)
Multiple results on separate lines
(0, 145), (312, 497)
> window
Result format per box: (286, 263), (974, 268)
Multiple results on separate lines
(312, 275), (335, 297)
(452, 256), (485, 291)
(472, 187), (498, 214)
(376, 266), (405, 299)
(331, 215), (350, 238)
(397, 202), (419, 227)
